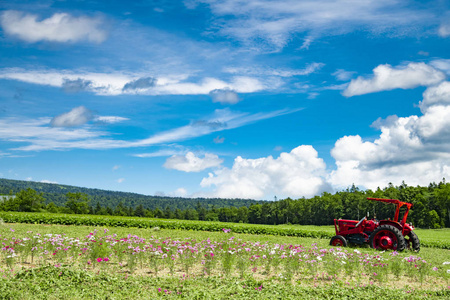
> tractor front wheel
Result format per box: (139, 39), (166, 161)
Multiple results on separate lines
(369, 225), (406, 251)
(330, 235), (348, 247)
(405, 231), (420, 252)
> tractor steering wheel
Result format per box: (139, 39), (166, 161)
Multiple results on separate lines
(355, 216), (366, 228)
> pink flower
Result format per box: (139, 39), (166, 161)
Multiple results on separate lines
(97, 258), (102, 263)
(103, 257), (109, 262)
(158, 288), (161, 292)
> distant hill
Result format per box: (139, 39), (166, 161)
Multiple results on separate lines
(0, 178), (262, 210)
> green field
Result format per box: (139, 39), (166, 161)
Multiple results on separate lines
(1, 212), (449, 249)
(0, 220), (449, 299)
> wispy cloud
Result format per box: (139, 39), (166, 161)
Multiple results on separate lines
(189, 0), (437, 51)
(224, 62), (324, 77)
(0, 68), (266, 96)
(0, 11), (107, 43)
(3, 108), (301, 152)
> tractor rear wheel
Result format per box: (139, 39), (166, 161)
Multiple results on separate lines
(405, 231), (420, 252)
(369, 225), (406, 251)
(330, 235), (348, 247)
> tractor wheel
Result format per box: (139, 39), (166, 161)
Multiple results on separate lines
(330, 235), (348, 247)
(369, 225), (406, 251)
(405, 231), (420, 252)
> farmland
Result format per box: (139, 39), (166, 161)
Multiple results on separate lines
(1, 212), (449, 249)
(1, 219), (450, 299)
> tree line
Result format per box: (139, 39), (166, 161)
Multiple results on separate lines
(1, 180), (449, 228)
(0, 178), (260, 211)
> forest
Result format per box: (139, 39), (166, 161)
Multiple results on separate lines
(1, 178), (449, 228)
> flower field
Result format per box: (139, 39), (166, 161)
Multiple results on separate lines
(0, 223), (449, 299)
(1, 211), (449, 249)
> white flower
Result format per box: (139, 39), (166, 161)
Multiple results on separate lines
(342, 261), (347, 264)
(354, 249), (361, 254)
(317, 256), (322, 261)
(443, 262), (450, 265)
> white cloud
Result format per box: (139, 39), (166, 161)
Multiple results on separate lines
(209, 88), (240, 104)
(40, 179), (58, 184)
(419, 81), (450, 113)
(116, 178), (125, 183)
(0, 117), (104, 143)
(112, 165), (120, 171)
(164, 152), (223, 172)
(94, 116), (129, 124)
(343, 62), (445, 97)
(0, 11), (107, 43)
(171, 188), (188, 197)
(200, 145), (330, 199)
(51, 106), (94, 127)
(430, 59), (450, 75)
(330, 82), (450, 190)
(224, 62), (324, 77)
(2, 108), (298, 151)
(0, 68), (265, 96)
(332, 69), (356, 81)
(439, 22), (450, 37)
(189, 0), (436, 51)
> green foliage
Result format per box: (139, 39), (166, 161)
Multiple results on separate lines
(65, 192), (90, 214)
(2, 178), (450, 229)
(0, 188), (45, 212)
(1, 211), (449, 249)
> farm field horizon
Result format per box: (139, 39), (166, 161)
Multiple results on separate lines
(1, 221), (449, 299)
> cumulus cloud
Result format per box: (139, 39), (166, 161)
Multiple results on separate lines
(164, 152), (223, 172)
(122, 77), (156, 92)
(62, 78), (93, 93)
(51, 106), (94, 127)
(209, 88), (240, 104)
(330, 81), (450, 190)
(419, 81), (450, 113)
(200, 145), (330, 199)
(343, 62), (445, 97)
(0, 10), (107, 43)
(430, 59), (450, 75)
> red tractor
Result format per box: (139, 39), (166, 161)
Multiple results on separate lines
(330, 197), (420, 252)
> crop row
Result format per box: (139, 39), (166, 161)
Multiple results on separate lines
(0, 212), (448, 249)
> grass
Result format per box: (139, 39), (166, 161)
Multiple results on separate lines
(0, 223), (449, 299)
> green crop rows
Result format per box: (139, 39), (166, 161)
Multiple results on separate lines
(0, 211), (449, 249)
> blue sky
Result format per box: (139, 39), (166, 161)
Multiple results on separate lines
(1, 0), (450, 200)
